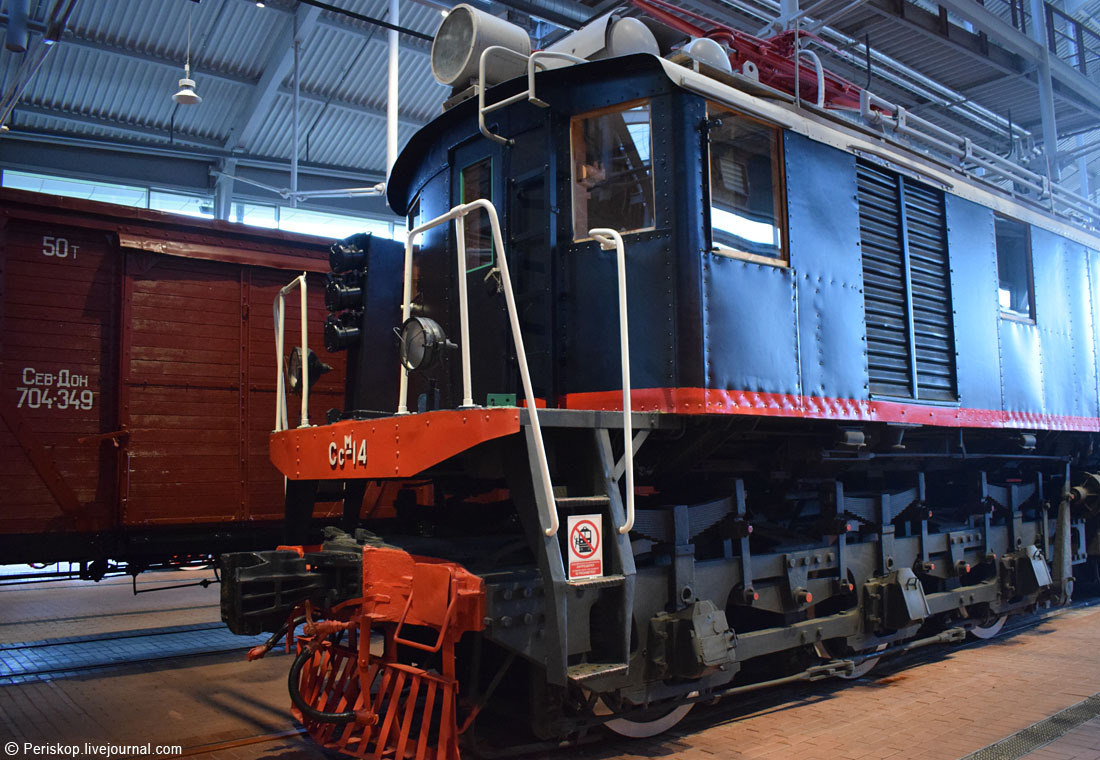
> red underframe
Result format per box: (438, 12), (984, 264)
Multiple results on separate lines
(559, 388), (1100, 432)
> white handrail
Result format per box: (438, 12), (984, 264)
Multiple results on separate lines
(588, 228), (635, 535)
(273, 272), (310, 432)
(396, 200), (560, 536)
(797, 49), (825, 108)
(476, 47), (586, 145)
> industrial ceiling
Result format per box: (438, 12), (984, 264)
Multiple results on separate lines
(0, 0), (1097, 222)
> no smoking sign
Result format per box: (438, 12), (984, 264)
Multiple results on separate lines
(566, 514), (603, 580)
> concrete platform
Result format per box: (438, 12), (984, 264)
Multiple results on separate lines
(0, 572), (1098, 760)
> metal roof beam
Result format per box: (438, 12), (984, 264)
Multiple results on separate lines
(225, 3), (323, 152)
(928, 0), (1100, 110)
(12, 103), (226, 149)
(274, 86), (424, 130)
(59, 35), (256, 87)
(6, 29), (426, 130)
(315, 14), (432, 54)
(4, 127), (386, 184)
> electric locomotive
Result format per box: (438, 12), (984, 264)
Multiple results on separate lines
(221, 3), (1100, 757)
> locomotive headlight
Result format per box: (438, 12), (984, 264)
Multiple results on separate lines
(328, 232), (373, 273)
(324, 313), (361, 352)
(324, 273), (364, 312)
(398, 316), (450, 371)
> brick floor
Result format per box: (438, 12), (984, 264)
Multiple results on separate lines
(1, 581), (1100, 760)
(568, 604), (1100, 760)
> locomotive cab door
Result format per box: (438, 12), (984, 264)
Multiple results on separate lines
(450, 142), (514, 407)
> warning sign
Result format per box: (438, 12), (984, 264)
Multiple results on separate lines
(567, 514), (603, 580)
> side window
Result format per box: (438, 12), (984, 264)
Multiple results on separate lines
(707, 105), (786, 264)
(461, 159), (493, 273)
(571, 101), (654, 240)
(995, 216), (1034, 321)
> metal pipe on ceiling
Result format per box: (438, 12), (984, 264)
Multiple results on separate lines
(5, 0), (28, 52)
(291, 11), (301, 208)
(492, 0), (590, 28)
(387, 0), (399, 182)
(0, 0), (77, 130)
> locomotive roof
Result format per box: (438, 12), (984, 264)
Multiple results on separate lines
(389, 53), (1100, 251)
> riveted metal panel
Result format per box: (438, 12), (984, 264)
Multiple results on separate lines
(999, 319), (1044, 417)
(563, 230), (678, 394)
(946, 196), (1000, 412)
(1064, 237), (1096, 421)
(1090, 248), (1100, 419)
(703, 255), (800, 395)
(1031, 226), (1097, 419)
(784, 133), (866, 400)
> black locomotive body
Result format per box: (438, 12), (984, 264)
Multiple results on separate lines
(221, 6), (1100, 758)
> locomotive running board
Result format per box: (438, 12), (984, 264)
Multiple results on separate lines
(270, 408), (521, 480)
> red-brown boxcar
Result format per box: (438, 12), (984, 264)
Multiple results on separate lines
(0, 188), (353, 571)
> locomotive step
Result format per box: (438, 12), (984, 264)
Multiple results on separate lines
(566, 573), (626, 589)
(567, 661), (629, 682)
(555, 495), (611, 507)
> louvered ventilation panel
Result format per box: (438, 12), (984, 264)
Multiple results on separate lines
(903, 180), (957, 402)
(858, 162), (911, 397)
(856, 161), (957, 401)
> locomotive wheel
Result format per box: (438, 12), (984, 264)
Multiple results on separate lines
(594, 697), (694, 738)
(602, 704), (694, 738)
(968, 615), (1008, 640)
(814, 641), (887, 679)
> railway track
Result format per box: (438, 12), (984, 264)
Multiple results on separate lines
(0, 622), (269, 684)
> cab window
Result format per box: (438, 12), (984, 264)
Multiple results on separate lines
(995, 215), (1034, 321)
(706, 105), (786, 264)
(461, 159), (493, 273)
(571, 101), (654, 240)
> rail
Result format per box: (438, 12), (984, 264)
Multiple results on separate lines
(860, 90), (1100, 226)
(397, 200), (560, 537)
(477, 47), (586, 146)
(273, 273), (310, 432)
(588, 229), (636, 536)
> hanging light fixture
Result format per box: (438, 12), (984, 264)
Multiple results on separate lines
(172, 3), (202, 105)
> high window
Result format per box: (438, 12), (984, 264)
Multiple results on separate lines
(2, 169), (403, 240)
(995, 216), (1034, 321)
(571, 101), (654, 240)
(706, 105), (786, 264)
(461, 159), (494, 272)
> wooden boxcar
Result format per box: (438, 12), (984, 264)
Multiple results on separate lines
(0, 188), (351, 572)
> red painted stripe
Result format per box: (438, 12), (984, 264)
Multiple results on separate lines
(558, 388), (1100, 432)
